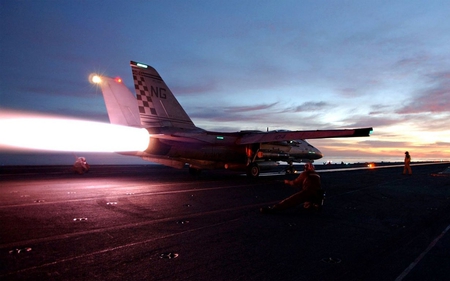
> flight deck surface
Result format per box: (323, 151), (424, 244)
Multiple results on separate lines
(1, 163), (449, 280)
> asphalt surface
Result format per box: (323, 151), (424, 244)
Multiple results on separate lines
(1, 163), (450, 281)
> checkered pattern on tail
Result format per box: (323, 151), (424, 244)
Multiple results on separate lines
(134, 75), (157, 116)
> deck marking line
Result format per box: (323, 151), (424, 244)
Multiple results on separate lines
(395, 224), (450, 281)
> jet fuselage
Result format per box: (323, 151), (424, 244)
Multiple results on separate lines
(123, 127), (322, 171)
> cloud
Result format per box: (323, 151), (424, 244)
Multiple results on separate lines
(394, 53), (430, 68)
(223, 102), (279, 113)
(171, 79), (220, 96)
(338, 114), (401, 129)
(190, 102), (283, 127)
(291, 101), (330, 112)
(396, 71), (450, 114)
(369, 104), (394, 115)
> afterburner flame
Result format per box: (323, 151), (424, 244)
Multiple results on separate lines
(0, 114), (149, 152)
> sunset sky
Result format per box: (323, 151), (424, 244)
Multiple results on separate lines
(1, 0), (449, 165)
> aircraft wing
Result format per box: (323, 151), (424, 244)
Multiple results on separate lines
(236, 127), (373, 145)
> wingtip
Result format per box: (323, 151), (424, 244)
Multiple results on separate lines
(354, 127), (373, 137)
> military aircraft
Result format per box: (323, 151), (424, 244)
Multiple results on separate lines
(91, 61), (372, 177)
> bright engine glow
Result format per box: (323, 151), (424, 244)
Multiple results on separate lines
(0, 114), (149, 152)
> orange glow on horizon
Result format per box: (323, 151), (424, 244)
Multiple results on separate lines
(310, 133), (450, 162)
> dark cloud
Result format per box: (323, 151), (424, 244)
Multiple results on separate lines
(360, 140), (410, 148)
(394, 53), (430, 68)
(171, 79), (220, 96)
(190, 109), (273, 125)
(407, 114), (450, 132)
(339, 114), (401, 129)
(223, 102), (279, 113)
(435, 141), (450, 147)
(291, 101), (330, 112)
(397, 71), (450, 114)
(189, 102), (278, 120)
(369, 104), (394, 115)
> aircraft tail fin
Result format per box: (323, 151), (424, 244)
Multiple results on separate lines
(130, 61), (196, 129)
(95, 75), (141, 127)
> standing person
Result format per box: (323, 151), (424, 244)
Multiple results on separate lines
(403, 151), (412, 175)
(260, 163), (323, 213)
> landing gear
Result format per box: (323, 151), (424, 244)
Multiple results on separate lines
(285, 161), (296, 174)
(246, 163), (260, 178)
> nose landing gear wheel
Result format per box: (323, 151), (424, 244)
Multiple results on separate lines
(247, 163), (260, 177)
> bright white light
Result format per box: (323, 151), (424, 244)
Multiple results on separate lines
(0, 116), (149, 152)
(91, 75), (102, 84)
(136, 63), (148, 69)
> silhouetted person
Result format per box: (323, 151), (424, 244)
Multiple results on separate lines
(403, 151), (412, 175)
(73, 157), (90, 174)
(261, 163), (323, 213)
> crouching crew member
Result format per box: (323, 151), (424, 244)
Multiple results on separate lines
(261, 162), (324, 214)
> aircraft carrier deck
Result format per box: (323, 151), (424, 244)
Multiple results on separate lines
(1, 162), (449, 280)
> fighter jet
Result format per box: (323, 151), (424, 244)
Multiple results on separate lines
(91, 61), (372, 177)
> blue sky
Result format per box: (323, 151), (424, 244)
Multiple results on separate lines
(1, 0), (449, 165)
